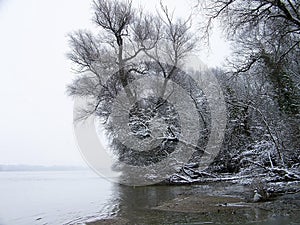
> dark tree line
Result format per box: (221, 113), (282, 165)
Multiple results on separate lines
(192, 0), (300, 182)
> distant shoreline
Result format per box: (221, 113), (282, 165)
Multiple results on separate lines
(0, 164), (88, 172)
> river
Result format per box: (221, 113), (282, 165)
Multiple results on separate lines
(0, 170), (299, 225)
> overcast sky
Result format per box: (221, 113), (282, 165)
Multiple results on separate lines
(0, 0), (230, 166)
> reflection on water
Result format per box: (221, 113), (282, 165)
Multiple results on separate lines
(114, 185), (190, 222)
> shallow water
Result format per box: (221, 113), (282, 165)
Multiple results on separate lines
(0, 171), (299, 225)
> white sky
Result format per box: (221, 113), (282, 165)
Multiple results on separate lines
(0, 0), (230, 166)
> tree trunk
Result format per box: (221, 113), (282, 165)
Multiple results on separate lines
(117, 35), (135, 104)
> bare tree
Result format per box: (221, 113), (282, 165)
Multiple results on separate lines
(68, 0), (197, 108)
(68, 0), (202, 169)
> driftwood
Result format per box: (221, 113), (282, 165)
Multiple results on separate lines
(243, 159), (300, 182)
(170, 160), (300, 184)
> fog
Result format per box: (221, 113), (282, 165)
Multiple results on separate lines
(0, 0), (230, 166)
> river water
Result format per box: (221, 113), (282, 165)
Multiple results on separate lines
(0, 170), (116, 225)
(0, 170), (299, 225)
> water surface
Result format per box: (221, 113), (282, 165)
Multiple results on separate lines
(0, 170), (115, 225)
